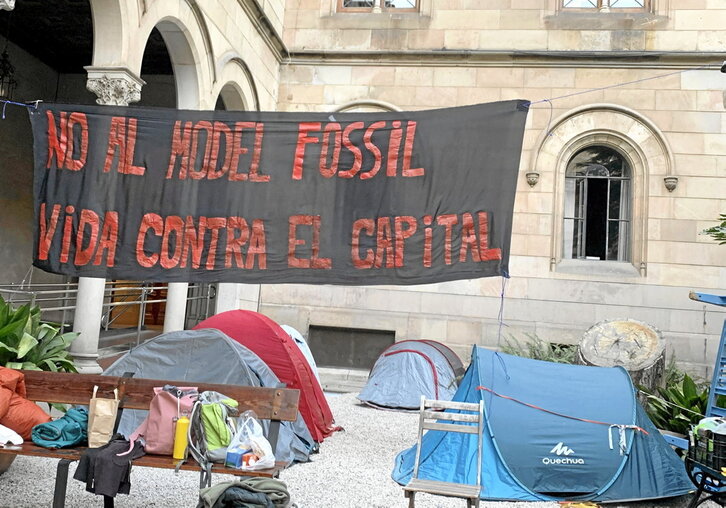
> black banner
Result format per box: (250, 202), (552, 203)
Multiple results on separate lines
(30, 101), (528, 285)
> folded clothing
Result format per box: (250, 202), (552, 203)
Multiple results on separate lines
(31, 407), (88, 448)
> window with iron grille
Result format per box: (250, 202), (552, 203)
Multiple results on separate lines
(561, 0), (649, 10)
(338, 0), (419, 12)
(563, 146), (631, 261)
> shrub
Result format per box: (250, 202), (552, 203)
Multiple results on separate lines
(0, 295), (78, 372)
(501, 333), (577, 364)
(640, 373), (708, 436)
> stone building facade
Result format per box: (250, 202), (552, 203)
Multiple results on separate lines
(0, 1), (723, 376)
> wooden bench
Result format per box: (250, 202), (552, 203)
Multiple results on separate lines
(0, 369), (300, 508)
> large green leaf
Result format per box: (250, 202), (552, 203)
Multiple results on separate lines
(683, 374), (698, 400)
(0, 299), (77, 373)
(15, 333), (39, 359)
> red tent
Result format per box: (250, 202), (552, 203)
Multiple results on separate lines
(194, 310), (340, 443)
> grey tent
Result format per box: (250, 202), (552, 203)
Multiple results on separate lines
(358, 340), (464, 410)
(103, 328), (314, 464)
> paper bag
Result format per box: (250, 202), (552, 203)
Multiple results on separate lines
(88, 386), (119, 448)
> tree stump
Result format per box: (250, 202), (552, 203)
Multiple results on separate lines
(577, 319), (665, 397)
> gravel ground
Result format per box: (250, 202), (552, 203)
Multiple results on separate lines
(0, 393), (711, 507)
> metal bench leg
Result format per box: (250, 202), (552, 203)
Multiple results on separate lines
(687, 475), (708, 508)
(52, 459), (72, 508)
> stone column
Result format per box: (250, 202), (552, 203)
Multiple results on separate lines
(163, 282), (189, 333)
(215, 283), (261, 314)
(72, 68), (144, 373)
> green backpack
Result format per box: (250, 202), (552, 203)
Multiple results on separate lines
(187, 391), (239, 486)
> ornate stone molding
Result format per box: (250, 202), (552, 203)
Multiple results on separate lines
(0, 0), (15, 11)
(84, 67), (145, 106)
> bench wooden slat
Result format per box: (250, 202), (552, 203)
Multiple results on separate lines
(0, 446), (286, 478)
(19, 370), (300, 421)
(0, 444), (82, 461)
(422, 422), (479, 434)
(404, 478), (481, 499)
(421, 410), (480, 423)
(423, 399), (481, 412)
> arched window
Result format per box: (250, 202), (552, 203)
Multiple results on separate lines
(563, 146), (631, 261)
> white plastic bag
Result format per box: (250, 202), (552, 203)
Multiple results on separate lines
(227, 410), (275, 470)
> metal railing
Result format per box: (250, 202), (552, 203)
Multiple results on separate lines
(0, 280), (216, 347)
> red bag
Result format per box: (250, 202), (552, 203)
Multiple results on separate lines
(121, 386), (197, 456)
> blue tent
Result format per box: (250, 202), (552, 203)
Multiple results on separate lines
(392, 346), (692, 502)
(358, 340), (464, 410)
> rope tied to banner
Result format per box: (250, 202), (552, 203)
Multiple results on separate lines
(0, 99), (40, 119)
(476, 385), (649, 447)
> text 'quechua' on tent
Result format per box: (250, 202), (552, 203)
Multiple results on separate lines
(194, 310), (341, 443)
(103, 328), (314, 464)
(358, 340), (465, 410)
(392, 346), (693, 503)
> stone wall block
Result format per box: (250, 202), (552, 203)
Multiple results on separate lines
(523, 68), (576, 89)
(313, 66), (353, 85)
(432, 10), (500, 30)
(674, 198), (720, 220)
(499, 10), (542, 30)
(476, 67), (525, 88)
(646, 30), (698, 52)
(446, 319), (486, 345)
(351, 66), (396, 86)
(479, 29), (547, 50)
(407, 317), (448, 341)
(433, 67), (477, 87)
(409, 29), (445, 49)
(655, 90), (698, 111)
(666, 334), (708, 366)
(394, 67), (434, 86)
(675, 10), (726, 31)
(604, 88), (655, 110)
(443, 30), (480, 49)
(456, 87), (501, 105)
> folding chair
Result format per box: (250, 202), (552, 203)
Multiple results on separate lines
(403, 396), (484, 507)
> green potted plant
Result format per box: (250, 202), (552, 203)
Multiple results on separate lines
(0, 296), (78, 372)
(0, 295), (79, 474)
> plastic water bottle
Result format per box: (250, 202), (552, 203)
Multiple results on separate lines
(173, 415), (190, 459)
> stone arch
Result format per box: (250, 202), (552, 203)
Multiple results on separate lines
(131, 0), (216, 108)
(88, 0), (137, 64)
(529, 104), (674, 276)
(215, 55), (260, 111)
(334, 99), (402, 112)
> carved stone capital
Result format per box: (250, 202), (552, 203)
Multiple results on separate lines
(84, 67), (145, 106)
(0, 0), (15, 11)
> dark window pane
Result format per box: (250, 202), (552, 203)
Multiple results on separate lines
(563, 145), (631, 262)
(585, 178), (607, 259)
(609, 180), (621, 220)
(343, 0), (374, 6)
(606, 220), (628, 261)
(566, 146), (629, 178)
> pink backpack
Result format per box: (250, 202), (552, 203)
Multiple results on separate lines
(120, 386), (198, 456)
